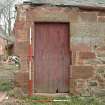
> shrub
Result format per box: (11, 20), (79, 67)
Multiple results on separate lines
(0, 81), (13, 91)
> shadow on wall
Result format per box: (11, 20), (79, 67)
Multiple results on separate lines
(5, 44), (14, 56)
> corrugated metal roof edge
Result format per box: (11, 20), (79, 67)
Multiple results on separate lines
(23, 1), (105, 11)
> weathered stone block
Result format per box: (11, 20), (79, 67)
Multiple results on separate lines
(87, 80), (98, 87)
(71, 51), (76, 64)
(71, 43), (91, 52)
(92, 88), (105, 97)
(15, 41), (28, 57)
(15, 71), (29, 93)
(79, 52), (96, 59)
(79, 12), (97, 22)
(76, 79), (86, 88)
(71, 65), (95, 79)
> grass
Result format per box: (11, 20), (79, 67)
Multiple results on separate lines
(2, 96), (105, 105)
(0, 78), (104, 105)
(28, 96), (105, 105)
(0, 80), (13, 92)
(3, 92), (105, 105)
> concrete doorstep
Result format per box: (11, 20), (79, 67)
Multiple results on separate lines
(0, 92), (7, 103)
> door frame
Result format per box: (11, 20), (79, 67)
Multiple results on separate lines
(32, 22), (71, 94)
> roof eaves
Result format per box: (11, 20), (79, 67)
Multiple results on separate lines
(23, 1), (105, 11)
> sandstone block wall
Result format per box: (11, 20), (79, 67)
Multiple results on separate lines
(14, 4), (105, 95)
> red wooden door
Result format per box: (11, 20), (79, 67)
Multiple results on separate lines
(34, 23), (70, 93)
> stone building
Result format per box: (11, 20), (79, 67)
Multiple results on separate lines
(14, 0), (105, 96)
(0, 27), (14, 60)
(0, 37), (6, 57)
(0, 27), (15, 58)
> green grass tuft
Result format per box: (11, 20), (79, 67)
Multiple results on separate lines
(0, 81), (13, 91)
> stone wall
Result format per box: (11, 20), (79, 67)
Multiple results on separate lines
(70, 65), (105, 96)
(14, 4), (105, 96)
(0, 38), (6, 56)
(70, 10), (105, 96)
